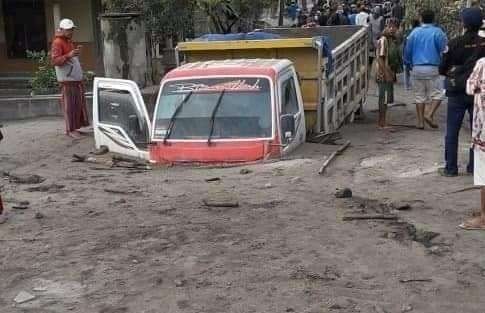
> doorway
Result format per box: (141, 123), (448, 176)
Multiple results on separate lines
(2, 0), (47, 58)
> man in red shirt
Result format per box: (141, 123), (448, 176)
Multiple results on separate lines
(51, 19), (89, 139)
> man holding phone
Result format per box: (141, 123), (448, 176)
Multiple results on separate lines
(51, 18), (89, 139)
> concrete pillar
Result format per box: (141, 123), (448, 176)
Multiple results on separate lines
(100, 13), (149, 87)
(53, 2), (61, 30)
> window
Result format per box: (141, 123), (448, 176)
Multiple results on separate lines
(281, 77), (299, 115)
(98, 89), (149, 147)
(154, 77), (273, 140)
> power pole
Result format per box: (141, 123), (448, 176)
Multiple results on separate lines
(279, 0), (284, 26)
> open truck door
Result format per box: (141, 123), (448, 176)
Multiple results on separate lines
(93, 78), (152, 161)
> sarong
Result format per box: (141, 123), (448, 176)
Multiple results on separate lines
(60, 81), (89, 133)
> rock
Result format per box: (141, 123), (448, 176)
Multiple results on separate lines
(203, 196), (239, 208)
(14, 291), (36, 304)
(335, 188), (352, 199)
(329, 298), (351, 310)
(361, 273), (375, 280)
(7, 173), (45, 184)
(374, 305), (388, 313)
(426, 245), (449, 256)
(26, 184), (65, 193)
(205, 177), (221, 182)
(290, 177), (303, 184)
(392, 202), (412, 211)
(264, 183), (273, 189)
(42, 196), (54, 203)
(286, 308), (295, 312)
(401, 304), (413, 312)
(174, 279), (186, 287)
(35, 212), (45, 219)
(240, 168), (252, 175)
(12, 204), (29, 210)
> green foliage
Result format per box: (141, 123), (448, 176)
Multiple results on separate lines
(102, 0), (278, 36)
(144, 0), (196, 39)
(404, 0), (463, 37)
(197, 0), (277, 33)
(27, 50), (58, 95)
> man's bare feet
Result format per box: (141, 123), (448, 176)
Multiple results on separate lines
(67, 131), (82, 139)
(424, 116), (439, 129)
(459, 216), (485, 230)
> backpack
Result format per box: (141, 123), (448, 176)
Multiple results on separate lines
(387, 37), (403, 74)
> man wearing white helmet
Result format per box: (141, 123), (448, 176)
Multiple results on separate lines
(51, 18), (89, 139)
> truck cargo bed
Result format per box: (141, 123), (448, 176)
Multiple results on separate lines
(177, 26), (369, 134)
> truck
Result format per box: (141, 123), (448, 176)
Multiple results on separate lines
(92, 26), (369, 164)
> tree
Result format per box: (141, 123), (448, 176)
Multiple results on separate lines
(404, 0), (463, 36)
(144, 0), (196, 40)
(197, 0), (278, 33)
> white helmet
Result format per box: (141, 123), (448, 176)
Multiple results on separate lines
(59, 18), (76, 30)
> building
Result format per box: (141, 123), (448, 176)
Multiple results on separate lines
(0, 0), (102, 75)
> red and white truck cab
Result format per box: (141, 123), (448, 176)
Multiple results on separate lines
(93, 59), (306, 164)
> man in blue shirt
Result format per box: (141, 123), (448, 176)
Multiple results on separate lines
(404, 9), (448, 129)
(348, 5), (358, 25)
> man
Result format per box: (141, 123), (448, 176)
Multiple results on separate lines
(288, 1), (299, 21)
(375, 20), (400, 129)
(348, 5), (358, 25)
(461, 56), (485, 230)
(51, 19), (89, 139)
(355, 5), (369, 26)
(404, 10), (447, 129)
(439, 8), (485, 177)
(391, 0), (404, 24)
(369, 7), (385, 56)
(303, 15), (318, 28)
(327, 5), (349, 26)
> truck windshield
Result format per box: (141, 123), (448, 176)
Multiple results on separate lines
(153, 77), (272, 140)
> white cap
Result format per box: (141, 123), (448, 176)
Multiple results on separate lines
(59, 18), (76, 30)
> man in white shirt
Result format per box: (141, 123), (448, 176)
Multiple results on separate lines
(355, 5), (370, 26)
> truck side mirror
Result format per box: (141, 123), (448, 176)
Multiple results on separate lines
(281, 114), (295, 142)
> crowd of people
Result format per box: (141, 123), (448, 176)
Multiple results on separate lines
(288, 0), (404, 28)
(369, 5), (485, 230)
(293, 0), (485, 229)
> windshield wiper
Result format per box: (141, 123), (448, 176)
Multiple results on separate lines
(207, 89), (226, 146)
(163, 91), (193, 145)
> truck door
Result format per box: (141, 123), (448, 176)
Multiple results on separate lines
(279, 70), (306, 155)
(93, 78), (152, 160)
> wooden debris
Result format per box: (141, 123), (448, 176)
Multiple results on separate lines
(319, 141), (351, 175)
(205, 177), (221, 182)
(342, 214), (398, 221)
(399, 278), (432, 283)
(104, 188), (140, 195)
(448, 186), (481, 194)
(203, 198), (239, 208)
(72, 154), (151, 170)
